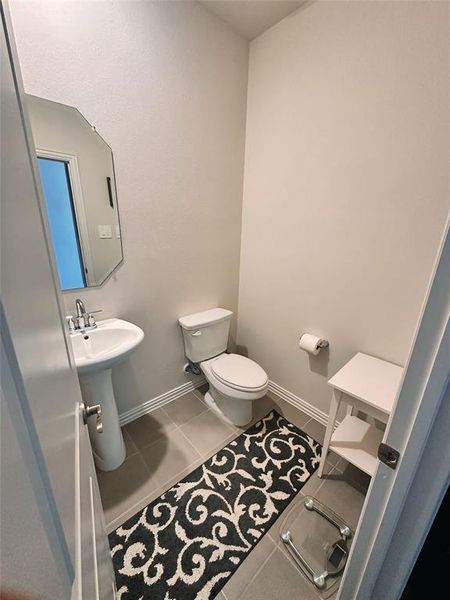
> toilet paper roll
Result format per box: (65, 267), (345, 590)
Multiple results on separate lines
(299, 333), (322, 356)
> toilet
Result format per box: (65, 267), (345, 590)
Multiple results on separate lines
(178, 308), (268, 426)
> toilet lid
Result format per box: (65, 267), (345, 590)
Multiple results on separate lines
(211, 354), (268, 391)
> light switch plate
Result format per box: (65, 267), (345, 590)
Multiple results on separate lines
(98, 224), (112, 239)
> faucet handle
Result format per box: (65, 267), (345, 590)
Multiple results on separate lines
(87, 310), (102, 328)
(66, 315), (76, 333)
(77, 315), (86, 330)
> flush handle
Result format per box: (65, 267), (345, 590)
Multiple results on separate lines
(191, 330), (202, 337)
(81, 402), (103, 433)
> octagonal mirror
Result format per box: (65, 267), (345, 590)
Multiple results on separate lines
(27, 95), (123, 290)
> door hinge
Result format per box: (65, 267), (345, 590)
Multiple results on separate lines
(378, 443), (400, 470)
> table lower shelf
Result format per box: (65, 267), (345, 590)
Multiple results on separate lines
(329, 415), (384, 476)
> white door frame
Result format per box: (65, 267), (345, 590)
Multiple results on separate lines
(338, 215), (450, 599)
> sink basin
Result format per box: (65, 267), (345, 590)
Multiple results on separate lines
(71, 318), (144, 375)
(70, 318), (144, 471)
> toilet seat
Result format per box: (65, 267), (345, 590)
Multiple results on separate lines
(211, 353), (268, 392)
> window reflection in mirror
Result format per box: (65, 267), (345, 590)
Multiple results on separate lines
(27, 95), (123, 290)
(38, 157), (86, 290)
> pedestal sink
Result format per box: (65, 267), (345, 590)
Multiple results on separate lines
(70, 318), (144, 471)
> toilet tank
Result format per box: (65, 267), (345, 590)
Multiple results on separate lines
(178, 308), (232, 363)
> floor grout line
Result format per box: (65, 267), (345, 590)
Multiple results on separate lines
(134, 423), (182, 453)
(159, 405), (182, 429)
(133, 400), (213, 454)
(237, 536), (279, 599)
(177, 422), (237, 461)
(200, 432), (240, 462)
(161, 396), (215, 427)
(157, 458), (204, 497)
(192, 386), (209, 405)
(176, 425), (207, 459)
(105, 483), (163, 533)
(277, 548), (324, 600)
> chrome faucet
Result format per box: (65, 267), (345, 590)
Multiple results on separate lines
(66, 298), (101, 333)
(74, 298), (88, 330)
(75, 298), (86, 319)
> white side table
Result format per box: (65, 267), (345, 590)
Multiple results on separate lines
(318, 353), (403, 478)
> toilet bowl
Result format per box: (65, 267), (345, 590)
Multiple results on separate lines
(201, 353), (268, 426)
(178, 308), (268, 427)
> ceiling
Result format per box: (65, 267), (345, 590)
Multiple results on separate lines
(198, 0), (306, 41)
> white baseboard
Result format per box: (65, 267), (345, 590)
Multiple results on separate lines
(267, 380), (331, 427)
(119, 376), (331, 429)
(119, 378), (206, 426)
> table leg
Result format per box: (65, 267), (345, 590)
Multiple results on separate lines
(318, 389), (342, 478)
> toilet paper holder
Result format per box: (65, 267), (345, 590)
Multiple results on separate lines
(316, 339), (329, 349)
(299, 333), (329, 355)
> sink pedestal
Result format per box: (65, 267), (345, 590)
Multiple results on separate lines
(71, 318), (144, 471)
(79, 368), (126, 471)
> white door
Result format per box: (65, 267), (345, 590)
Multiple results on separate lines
(0, 5), (115, 599)
(338, 218), (450, 599)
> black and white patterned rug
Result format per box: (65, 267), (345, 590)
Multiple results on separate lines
(109, 410), (321, 600)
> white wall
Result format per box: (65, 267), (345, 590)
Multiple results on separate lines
(11, 0), (449, 420)
(238, 1), (449, 415)
(11, 0), (249, 413)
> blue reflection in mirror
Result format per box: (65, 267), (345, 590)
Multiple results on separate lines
(37, 157), (86, 290)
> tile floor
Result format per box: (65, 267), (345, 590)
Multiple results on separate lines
(97, 386), (370, 599)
